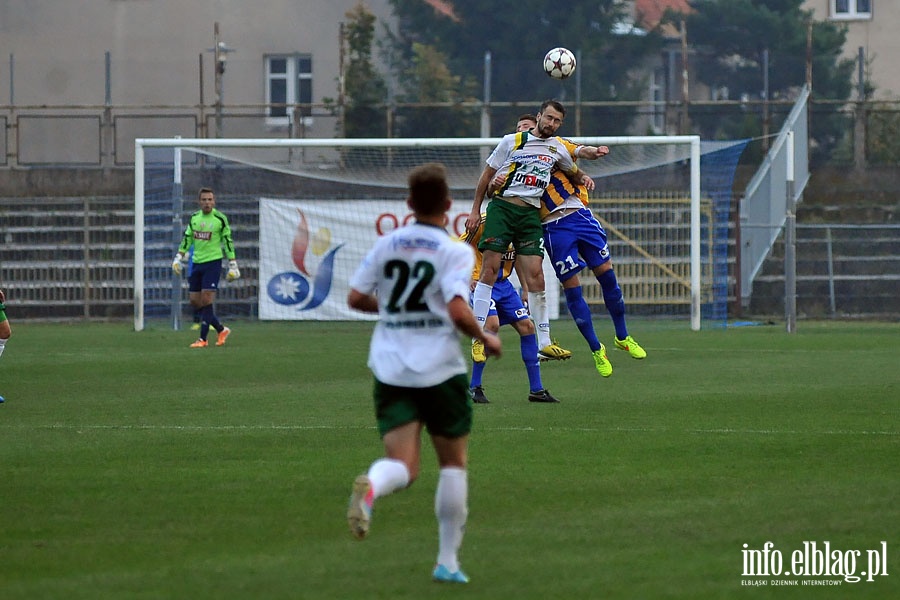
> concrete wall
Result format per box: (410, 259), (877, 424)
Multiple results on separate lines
(0, 0), (395, 115)
(803, 1), (900, 98)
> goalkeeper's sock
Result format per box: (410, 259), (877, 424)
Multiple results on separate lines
(564, 286), (601, 352)
(367, 458), (410, 500)
(202, 304), (223, 333)
(199, 314), (210, 340)
(472, 283), (492, 328)
(598, 270), (628, 340)
(520, 334), (543, 393)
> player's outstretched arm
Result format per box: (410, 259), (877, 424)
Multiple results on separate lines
(465, 166), (497, 233)
(576, 145), (610, 160)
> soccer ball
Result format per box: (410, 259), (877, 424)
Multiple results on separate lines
(543, 47), (576, 80)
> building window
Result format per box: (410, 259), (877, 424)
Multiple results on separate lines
(831, 0), (872, 20)
(265, 55), (312, 125)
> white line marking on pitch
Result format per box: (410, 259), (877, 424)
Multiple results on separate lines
(1, 424), (896, 436)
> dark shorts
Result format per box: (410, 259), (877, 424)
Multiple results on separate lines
(373, 374), (472, 438)
(479, 200), (544, 256)
(188, 260), (222, 293)
(542, 208), (611, 283)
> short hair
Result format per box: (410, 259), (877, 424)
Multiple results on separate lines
(198, 187), (214, 198)
(517, 112), (537, 124)
(407, 163), (450, 216)
(539, 99), (566, 117)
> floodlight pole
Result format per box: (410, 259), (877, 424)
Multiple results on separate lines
(210, 23), (234, 138)
(784, 130), (797, 333)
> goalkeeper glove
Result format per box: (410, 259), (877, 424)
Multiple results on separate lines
(172, 253), (185, 275)
(226, 260), (241, 282)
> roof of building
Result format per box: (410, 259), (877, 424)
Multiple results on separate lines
(635, 0), (692, 32)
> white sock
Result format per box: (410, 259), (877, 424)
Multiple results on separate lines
(528, 290), (551, 348)
(435, 467), (468, 572)
(0, 338), (6, 359)
(472, 282), (493, 328)
(367, 458), (410, 500)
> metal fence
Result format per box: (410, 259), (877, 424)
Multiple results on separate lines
(1, 98), (899, 170)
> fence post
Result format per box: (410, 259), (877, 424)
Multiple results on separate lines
(84, 197), (91, 318)
(825, 226), (836, 317)
(854, 47), (867, 170)
(8, 53), (17, 168)
(784, 131), (797, 333)
(103, 51), (114, 169)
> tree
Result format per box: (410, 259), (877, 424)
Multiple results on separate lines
(391, 41), (480, 137)
(386, 0), (665, 136)
(678, 0), (854, 159)
(342, 3), (388, 138)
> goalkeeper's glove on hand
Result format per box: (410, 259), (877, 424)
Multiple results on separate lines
(172, 253), (185, 275)
(226, 260), (241, 282)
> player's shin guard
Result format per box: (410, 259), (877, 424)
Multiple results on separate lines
(598, 269), (628, 340)
(202, 304), (223, 333)
(520, 333), (543, 393)
(472, 283), (492, 329)
(528, 290), (551, 349)
(564, 286), (601, 352)
(470, 361), (486, 388)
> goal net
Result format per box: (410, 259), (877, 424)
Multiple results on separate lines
(134, 136), (747, 332)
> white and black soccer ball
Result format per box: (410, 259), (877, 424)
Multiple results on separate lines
(543, 47), (576, 80)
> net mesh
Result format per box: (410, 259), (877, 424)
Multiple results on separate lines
(137, 138), (747, 329)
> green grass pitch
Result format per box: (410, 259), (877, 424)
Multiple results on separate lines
(1, 319), (897, 599)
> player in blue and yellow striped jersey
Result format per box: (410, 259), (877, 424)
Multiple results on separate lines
(460, 215), (559, 404)
(466, 100), (595, 364)
(514, 114), (647, 376)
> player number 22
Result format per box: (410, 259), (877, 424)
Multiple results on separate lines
(384, 259), (435, 313)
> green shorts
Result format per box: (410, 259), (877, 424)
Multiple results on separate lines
(373, 374), (472, 438)
(478, 199), (544, 256)
(0, 305), (6, 323)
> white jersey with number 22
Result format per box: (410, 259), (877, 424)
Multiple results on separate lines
(349, 222), (475, 388)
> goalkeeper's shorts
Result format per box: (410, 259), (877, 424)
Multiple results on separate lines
(188, 260), (222, 293)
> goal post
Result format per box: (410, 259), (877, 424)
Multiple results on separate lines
(134, 135), (740, 332)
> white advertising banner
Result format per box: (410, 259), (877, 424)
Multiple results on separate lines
(258, 198), (559, 320)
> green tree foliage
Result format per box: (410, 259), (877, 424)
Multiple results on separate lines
(386, 0), (664, 136)
(679, 0), (854, 160)
(389, 41), (481, 137)
(343, 3), (388, 138)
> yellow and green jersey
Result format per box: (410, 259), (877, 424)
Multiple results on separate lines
(459, 215), (516, 283)
(177, 208), (235, 264)
(487, 131), (578, 208)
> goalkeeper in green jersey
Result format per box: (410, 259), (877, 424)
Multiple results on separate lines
(0, 288), (10, 402)
(172, 188), (239, 348)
